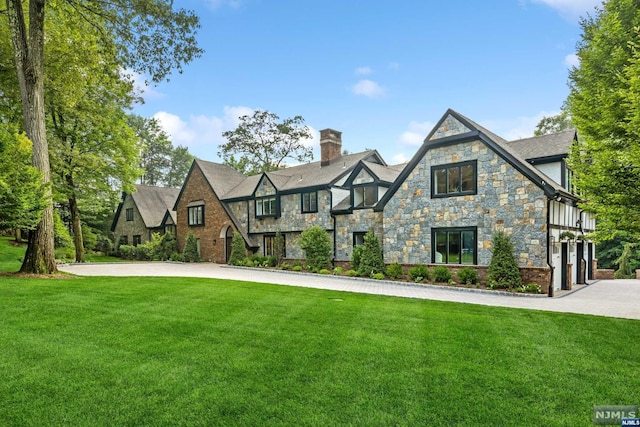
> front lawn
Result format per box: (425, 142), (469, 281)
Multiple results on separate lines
(1, 274), (639, 426)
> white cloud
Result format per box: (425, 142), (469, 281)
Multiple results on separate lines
(153, 106), (254, 160)
(355, 66), (372, 76)
(564, 53), (580, 68)
(480, 110), (562, 141)
(530, 0), (601, 19)
(399, 120), (434, 146)
(351, 79), (385, 98)
(392, 153), (410, 164)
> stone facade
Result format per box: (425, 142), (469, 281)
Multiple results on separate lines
(383, 139), (548, 268)
(112, 195), (148, 246)
(175, 164), (236, 263)
(335, 209), (383, 261)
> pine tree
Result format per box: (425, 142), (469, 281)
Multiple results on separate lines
(358, 229), (384, 276)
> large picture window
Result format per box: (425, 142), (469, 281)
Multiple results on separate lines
(432, 160), (476, 197)
(353, 185), (377, 208)
(432, 228), (476, 265)
(302, 191), (318, 213)
(256, 196), (277, 217)
(188, 205), (204, 226)
(264, 234), (286, 257)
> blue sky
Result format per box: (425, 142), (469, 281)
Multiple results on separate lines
(132, 0), (602, 166)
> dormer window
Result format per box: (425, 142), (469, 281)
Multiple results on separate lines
(256, 196), (278, 218)
(354, 185), (377, 208)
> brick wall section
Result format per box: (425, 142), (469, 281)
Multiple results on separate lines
(176, 164), (235, 263)
(113, 195), (149, 246)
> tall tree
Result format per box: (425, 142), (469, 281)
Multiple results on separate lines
(3, 0), (202, 273)
(46, 3), (141, 263)
(130, 115), (173, 186)
(167, 145), (195, 188)
(534, 111), (572, 136)
(220, 110), (313, 174)
(566, 0), (640, 239)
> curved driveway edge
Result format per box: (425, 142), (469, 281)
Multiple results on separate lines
(58, 262), (640, 320)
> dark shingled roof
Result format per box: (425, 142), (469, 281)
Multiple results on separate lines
(196, 159), (247, 197)
(363, 161), (403, 183)
(506, 129), (576, 161)
(131, 185), (180, 228)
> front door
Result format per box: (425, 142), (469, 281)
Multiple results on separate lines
(576, 241), (585, 284)
(225, 227), (233, 263)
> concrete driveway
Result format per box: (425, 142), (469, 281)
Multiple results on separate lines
(58, 262), (640, 320)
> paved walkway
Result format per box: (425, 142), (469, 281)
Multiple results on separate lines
(58, 262), (640, 320)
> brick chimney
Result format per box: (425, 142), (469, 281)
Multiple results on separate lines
(320, 128), (342, 166)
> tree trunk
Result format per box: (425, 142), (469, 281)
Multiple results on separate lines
(67, 180), (85, 262)
(7, 0), (57, 274)
(14, 229), (22, 243)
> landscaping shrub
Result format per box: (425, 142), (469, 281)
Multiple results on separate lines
(228, 231), (246, 266)
(433, 266), (452, 283)
(183, 232), (200, 262)
(333, 266), (343, 275)
(95, 235), (113, 255)
(53, 211), (73, 249)
(169, 252), (184, 262)
(273, 231), (285, 267)
(346, 269), (358, 277)
(292, 265), (303, 272)
(153, 232), (178, 261)
(614, 242), (637, 279)
(487, 231), (522, 289)
(371, 272), (385, 280)
(82, 226), (98, 251)
(457, 267), (478, 285)
(299, 225), (332, 271)
(385, 263), (404, 280)
(119, 245), (136, 260)
(351, 245), (363, 272)
(280, 262), (291, 270)
(408, 265), (430, 282)
(357, 230), (385, 276)
(318, 269), (330, 275)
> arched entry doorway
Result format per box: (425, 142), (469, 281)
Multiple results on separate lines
(225, 226), (234, 263)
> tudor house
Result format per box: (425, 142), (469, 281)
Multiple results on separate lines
(173, 109), (594, 292)
(111, 184), (180, 247)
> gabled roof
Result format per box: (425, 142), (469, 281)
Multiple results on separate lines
(362, 161), (403, 184)
(196, 159), (247, 197)
(506, 129), (576, 162)
(375, 109), (577, 211)
(222, 150), (383, 200)
(130, 185), (180, 228)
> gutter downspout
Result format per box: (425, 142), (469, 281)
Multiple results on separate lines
(547, 196), (554, 297)
(329, 187), (336, 266)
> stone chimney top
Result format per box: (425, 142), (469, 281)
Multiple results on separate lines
(320, 128), (342, 166)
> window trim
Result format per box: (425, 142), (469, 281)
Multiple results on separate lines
(353, 184), (378, 209)
(301, 191), (318, 214)
(188, 205), (205, 226)
(133, 235), (142, 247)
(256, 196), (278, 218)
(353, 232), (367, 247)
(431, 160), (477, 198)
(125, 208), (134, 221)
(431, 227), (477, 265)
(264, 233), (286, 258)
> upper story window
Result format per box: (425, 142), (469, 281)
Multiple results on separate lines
(188, 205), (204, 226)
(126, 208), (134, 221)
(256, 196), (277, 218)
(354, 185), (377, 208)
(432, 160), (477, 197)
(302, 191), (318, 213)
(432, 227), (476, 265)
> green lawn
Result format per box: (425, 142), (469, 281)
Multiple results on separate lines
(1, 237), (639, 425)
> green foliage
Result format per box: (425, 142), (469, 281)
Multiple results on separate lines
(596, 232), (640, 271)
(567, 0), (640, 237)
(53, 211), (73, 249)
(432, 266), (452, 283)
(0, 127), (46, 231)
(371, 272), (385, 280)
(357, 230), (384, 276)
(292, 265), (303, 272)
(487, 232), (522, 289)
(457, 267), (478, 285)
(346, 269), (359, 277)
(351, 245), (363, 272)
(273, 231), (285, 267)
(219, 110), (313, 174)
(95, 235), (113, 254)
(299, 225), (332, 271)
(228, 231), (246, 266)
(534, 111), (572, 136)
(408, 265), (430, 282)
(614, 243), (637, 279)
(385, 263), (404, 280)
(119, 245), (136, 260)
(170, 252), (184, 262)
(280, 262), (291, 270)
(516, 283), (543, 294)
(183, 233), (200, 263)
(154, 232), (178, 261)
(332, 266), (343, 275)
(318, 269), (330, 275)
(82, 226), (98, 251)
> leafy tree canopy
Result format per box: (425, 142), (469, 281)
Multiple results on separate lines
(534, 110), (572, 136)
(567, 0), (640, 238)
(220, 110), (313, 174)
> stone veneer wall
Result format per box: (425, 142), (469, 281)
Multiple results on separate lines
(176, 164), (235, 263)
(383, 139), (548, 268)
(113, 195), (149, 246)
(334, 209), (383, 261)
